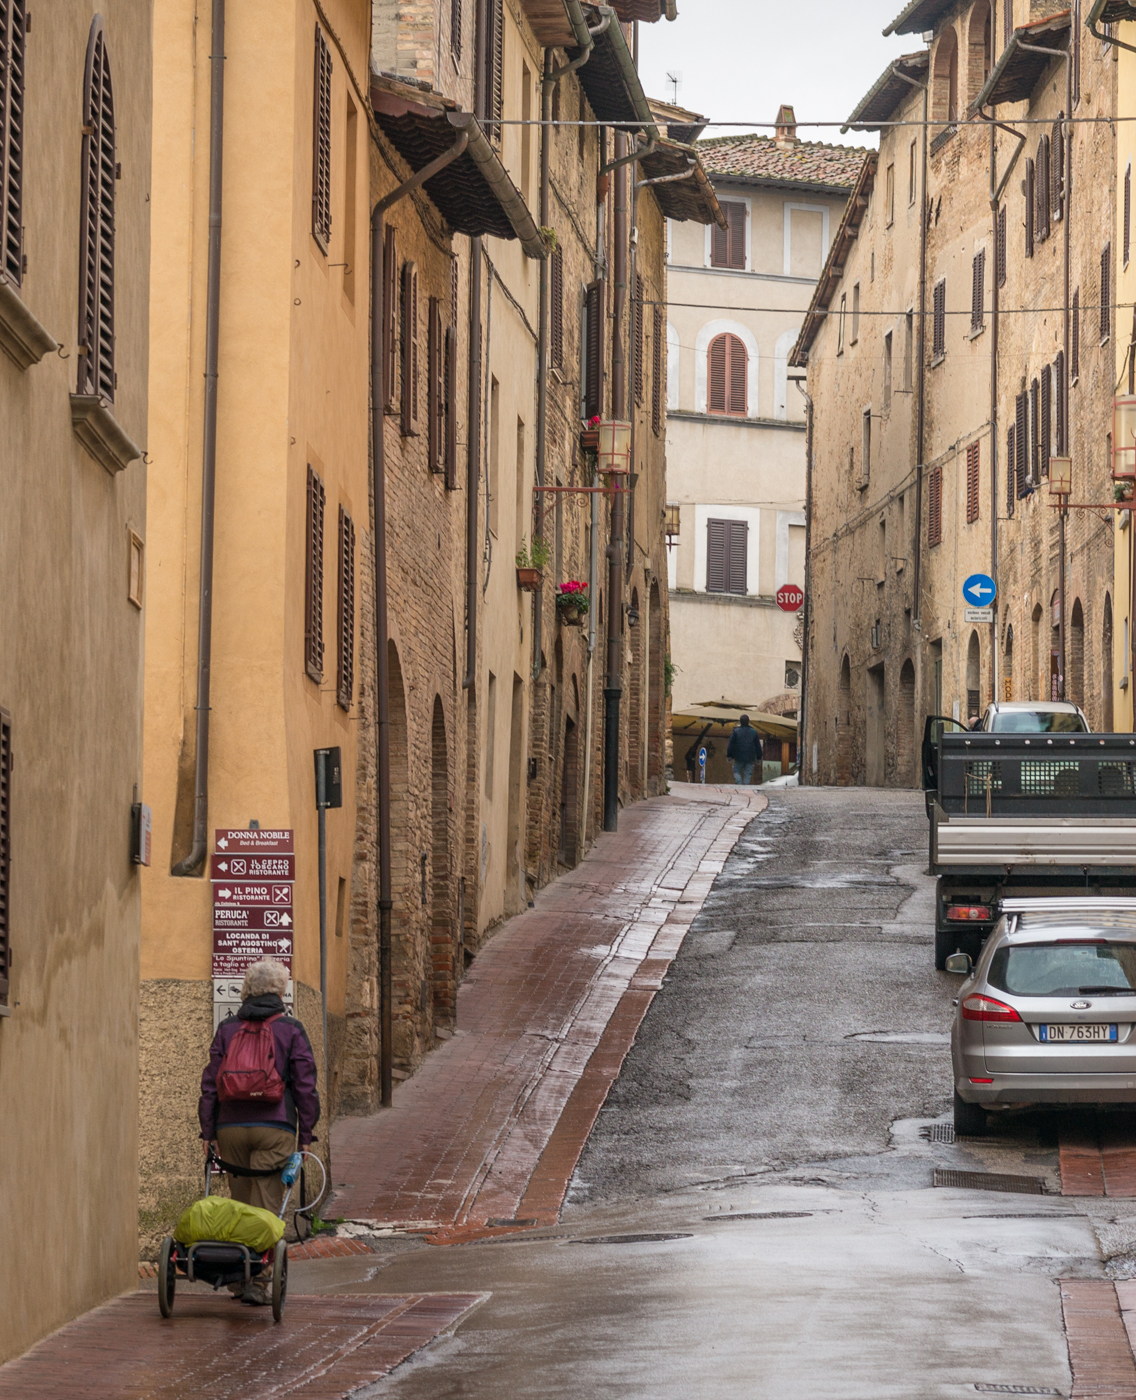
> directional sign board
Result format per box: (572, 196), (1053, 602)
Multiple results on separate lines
(212, 830), (294, 1002)
(776, 584), (805, 613)
(210, 853), (296, 881)
(962, 573), (997, 608)
(214, 829), (294, 853)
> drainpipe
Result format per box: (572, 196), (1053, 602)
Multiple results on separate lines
(172, 0), (226, 877)
(604, 128), (628, 832)
(580, 489), (600, 855)
(463, 238), (482, 693)
(370, 129), (469, 1107)
(793, 376), (813, 784)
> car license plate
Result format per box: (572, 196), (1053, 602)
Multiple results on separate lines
(1039, 1023), (1118, 1042)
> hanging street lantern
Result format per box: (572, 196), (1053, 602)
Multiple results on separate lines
(596, 419), (632, 475)
(1114, 395), (1136, 479)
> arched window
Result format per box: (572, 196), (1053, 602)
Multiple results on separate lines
(77, 17), (116, 402)
(707, 332), (747, 416)
(933, 26), (959, 127)
(967, 3), (992, 109)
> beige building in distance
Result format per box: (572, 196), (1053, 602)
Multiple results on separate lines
(666, 109), (864, 782)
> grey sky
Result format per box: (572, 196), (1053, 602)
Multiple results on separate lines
(639, 1), (923, 146)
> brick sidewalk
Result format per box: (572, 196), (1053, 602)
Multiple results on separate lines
(332, 787), (765, 1241)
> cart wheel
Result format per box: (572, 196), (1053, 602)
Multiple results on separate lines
(271, 1240), (288, 1322)
(158, 1237), (176, 1318)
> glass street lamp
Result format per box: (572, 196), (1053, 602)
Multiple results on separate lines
(1114, 395), (1136, 479)
(596, 419), (632, 475)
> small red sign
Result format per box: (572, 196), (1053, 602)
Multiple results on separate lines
(214, 829), (294, 854)
(776, 584), (804, 613)
(210, 853), (296, 881)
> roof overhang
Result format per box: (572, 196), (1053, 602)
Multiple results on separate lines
(638, 138), (726, 226)
(370, 75), (549, 258)
(883, 0), (956, 36)
(789, 152), (878, 367)
(844, 51), (928, 131)
(1087, 0), (1136, 21)
(607, 0), (674, 20)
(648, 97), (709, 145)
(517, 0), (591, 49)
(572, 17), (658, 132)
(971, 12), (1071, 111)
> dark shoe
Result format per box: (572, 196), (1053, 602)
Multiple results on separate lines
(240, 1282), (270, 1306)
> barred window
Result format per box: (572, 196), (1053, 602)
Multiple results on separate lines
(77, 18), (116, 401)
(312, 27), (332, 253)
(305, 466), (326, 682)
(336, 507), (355, 711)
(0, 0), (27, 286)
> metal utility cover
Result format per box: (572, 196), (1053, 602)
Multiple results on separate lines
(933, 1169), (1046, 1194)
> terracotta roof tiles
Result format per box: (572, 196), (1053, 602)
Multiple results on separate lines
(697, 133), (870, 191)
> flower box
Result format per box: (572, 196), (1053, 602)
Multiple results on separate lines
(516, 567), (542, 592)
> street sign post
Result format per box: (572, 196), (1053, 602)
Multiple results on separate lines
(212, 829), (294, 1029)
(698, 746), (707, 784)
(964, 607), (994, 624)
(962, 573), (997, 608)
(776, 584), (804, 613)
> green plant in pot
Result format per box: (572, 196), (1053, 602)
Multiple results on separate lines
(516, 536), (552, 591)
(556, 580), (589, 625)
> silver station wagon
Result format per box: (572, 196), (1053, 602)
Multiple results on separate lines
(948, 899), (1136, 1136)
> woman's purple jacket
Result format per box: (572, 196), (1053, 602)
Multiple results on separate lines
(198, 997), (321, 1144)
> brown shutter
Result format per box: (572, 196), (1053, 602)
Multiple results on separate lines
(726, 520), (747, 594)
(706, 519), (727, 592)
(932, 279), (946, 358)
(1102, 244), (1112, 341)
(707, 335), (727, 413)
(312, 27), (333, 253)
(728, 334), (746, 415)
(1006, 427), (1015, 517)
(584, 280), (603, 420)
(966, 441), (980, 524)
(1052, 117), (1064, 222)
(1004, 0), (1013, 46)
(1055, 349), (1066, 452)
(1072, 290), (1080, 380)
(997, 204), (1007, 288)
(337, 506), (355, 711)
(0, 705), (9, 1008)
(1015, 391), (1027, 495)
(634, 273), (644, 407)
(1041, 366), (1051, 474)
(1029, 377), (1040, 480)
(451, 0), (463, 62)
(305, 465), (326, 682)
(401, 260), (419, 435)
(1036, 137), (1049, 243)
(1073, 0), (1081, 104)
(484, 0), (503, 143)
(727, 202), (746, 270)
(0, 0), (27, 286)
(651, 304), (663, 436)
(550, 247), (563, 369)
(1024, 158), (1034, 259)
(445, 325), (458, 489)
(971, 250), (984, 332)
(427, 296), (441, 470)
(1126, 164), (1132, 267)
(928, 466), (942, 546)
(382, 225), (397, 409)
(77, 18), (116, 401)
(711, 211), (729, 268)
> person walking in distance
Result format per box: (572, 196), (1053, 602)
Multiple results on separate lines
(727, 714), (763, 786)
(198, 957), (320, 1303)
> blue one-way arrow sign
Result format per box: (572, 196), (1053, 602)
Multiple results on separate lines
(962, 572), (997, 608)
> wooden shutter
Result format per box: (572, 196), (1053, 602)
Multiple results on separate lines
(633, 273), (644, 407)
(932, 279), (946, 358)
(550, 247), (563, 369)
(707, 335), (726, 413)
(1006, 427), (1015, 517)
(0, 0), (27, 286)
(971, 250), (984, 332)
(1015, 391), (1027, 495)
(484, 0), (503, 143)
(401, 260), (419, 435)
(708, 333), (747, 416)
(1055, 349), (1066, 452)
(451, 0), (463, 63)
(382, 225), (397, 409)
(966, 441), (979, 524)
(1072, 290), (1080, 380)
(1004, 0), (1013, 46)
(445, 325), (458, 489)
(1126, 165), (1132, 266)
(706, 519), (747, 594)
(1041, 366), (1051, 474)
(726, 520), (747, 594)
(427, 296), (442, 469)
(1052, 117), (1064, 222)
(1102, 244), (1112, 342)
(651, 304), (663, 435)
(0, 705), (9, 1008)
(337, 506), (355, 711)
(1035, 137), (1049, 243)
(728, 334), (746, 414)
(312, 27), (332, 253)
(1029, 377), (1040, 480)
(928, 466), (942, 546)
(77, 18), (116, 401)
(712, 201), (746, 270)
(1024, 158), (1034, 259)
(997, 204), (1007, 288)
(305, 466), (326, 682)
(584, 280), (603, 420)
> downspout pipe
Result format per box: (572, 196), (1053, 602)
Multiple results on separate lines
(604, 129), (628, 832)
(793, 375), (814, 785)
(370, 128), (469, 1108)
(463, 0), (489, 693)
(172, 0), (226, 878)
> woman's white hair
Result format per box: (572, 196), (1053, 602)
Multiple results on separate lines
(241, 958), (288, 999)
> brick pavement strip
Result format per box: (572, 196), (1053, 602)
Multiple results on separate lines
(1062, 1280), (1136, 1398)
(0, 1293), (483, 1398)
(1060, 1126), (1136, 1198)
(332, 789), (765, 1240)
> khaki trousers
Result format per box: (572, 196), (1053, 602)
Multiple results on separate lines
(216, 1125), (295, 1215)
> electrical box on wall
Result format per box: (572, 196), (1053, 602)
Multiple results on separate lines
(131, 801), (152, 866)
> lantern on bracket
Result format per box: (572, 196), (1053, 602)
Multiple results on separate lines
(1048, 456), (1072, 497)
(1113, 395), (1136, 479)
(595, 419), (632, 475)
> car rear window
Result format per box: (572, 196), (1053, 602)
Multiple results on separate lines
(989, 712), (1087, 733)
(988, 942), (1136, 996)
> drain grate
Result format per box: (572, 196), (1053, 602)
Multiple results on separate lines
(485, 1218), (538, 1228)
(972, 1386), (1061, 1396)
(934, 1169), (1046, 1195)
(921, 1123), (956, 1144)
(568, 1233), (693, 1245)
(703, 1212), (811, 1222)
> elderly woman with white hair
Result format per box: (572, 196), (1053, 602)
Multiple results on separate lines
(198, 958), (320, 1300)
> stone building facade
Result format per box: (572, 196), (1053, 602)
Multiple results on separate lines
(792, 1), (1118, 786)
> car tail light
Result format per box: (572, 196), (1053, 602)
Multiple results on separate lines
(961, 994), (1022, 1023)
(969, 1077), (994, 1084)
(947, 905), (992, 922)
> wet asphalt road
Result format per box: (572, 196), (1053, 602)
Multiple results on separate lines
(296, 787), (1136, 1398)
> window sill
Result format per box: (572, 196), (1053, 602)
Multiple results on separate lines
(0, 273), (58, 370)
(70, 394), (144, 474)
(930, 352), (946, 369)
(856, 478), (870, 492)
(968, 323), (986, 340)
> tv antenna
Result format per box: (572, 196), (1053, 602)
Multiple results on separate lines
(666, 70), (682, 104)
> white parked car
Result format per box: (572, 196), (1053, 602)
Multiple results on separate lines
(978, 701), (1089, 734)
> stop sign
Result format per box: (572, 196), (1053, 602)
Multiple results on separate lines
(776, 584), (804, 613)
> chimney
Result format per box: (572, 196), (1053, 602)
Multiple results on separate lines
(775, 103), (798, 150)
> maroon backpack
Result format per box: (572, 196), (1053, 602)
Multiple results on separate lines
(216, 1015), (286, 1103)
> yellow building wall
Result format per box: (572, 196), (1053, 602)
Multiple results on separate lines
(1117, 27), (1136, 733)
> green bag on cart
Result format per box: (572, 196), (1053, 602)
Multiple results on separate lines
(174, 1196), (285, 1253)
